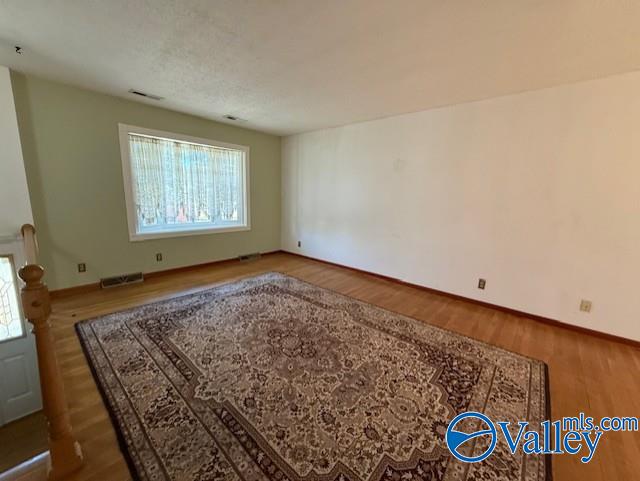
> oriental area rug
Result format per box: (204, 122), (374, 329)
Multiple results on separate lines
(76, 272), (550, 481)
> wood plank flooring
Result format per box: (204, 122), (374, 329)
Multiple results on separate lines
(30, 253), (640, 480)
(0, 411), (47, 473)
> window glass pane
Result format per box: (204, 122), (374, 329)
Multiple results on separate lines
(128, 133), (245, 234)
(0, 256), (24, 342)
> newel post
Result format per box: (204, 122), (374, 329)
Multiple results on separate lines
(19, 264), (83, 480)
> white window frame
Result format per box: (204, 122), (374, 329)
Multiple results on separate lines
(118, 124), (251, 242)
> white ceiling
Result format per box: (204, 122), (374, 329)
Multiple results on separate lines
(1, 1), (640, 136)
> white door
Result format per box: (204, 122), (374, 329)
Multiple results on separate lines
(0, 236), (41, 426)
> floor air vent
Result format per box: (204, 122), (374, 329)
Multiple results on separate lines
(238, 253), (261, 262)
(100, 272), (144, 289)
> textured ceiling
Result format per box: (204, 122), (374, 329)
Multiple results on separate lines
(1, 1), (640, 135)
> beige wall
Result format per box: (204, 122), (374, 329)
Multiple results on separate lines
(282, 71), (640, 341)
(12, 73), (281, 290)
(0, 66), (32, 236)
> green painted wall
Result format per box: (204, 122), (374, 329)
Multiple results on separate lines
(11, 72), (281, 290)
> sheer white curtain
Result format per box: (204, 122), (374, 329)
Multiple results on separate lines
(128, 134), (244, 231)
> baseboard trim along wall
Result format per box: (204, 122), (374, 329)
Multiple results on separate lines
(49, 251), (282, 299)
(50, 249), (639, 348)
(282, 251), (640, 349)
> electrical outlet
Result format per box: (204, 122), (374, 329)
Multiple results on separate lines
(156, 253), (163, 262)
(478, 278), (486, 290)
(580, 300), (592, 313)
(77, 263), (86, 273)
(297, 241), (301, 248)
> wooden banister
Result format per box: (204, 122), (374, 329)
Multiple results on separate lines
(18, 224), (83, 480)
(21, 224), (38, 265)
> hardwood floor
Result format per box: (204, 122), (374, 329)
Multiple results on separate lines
(0, 411), (47, 473)
(42, 253), (639, 480)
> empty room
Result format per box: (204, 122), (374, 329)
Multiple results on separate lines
(0, 1), (638, 481)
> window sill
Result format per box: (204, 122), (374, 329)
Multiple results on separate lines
(129, 225), (251, 242)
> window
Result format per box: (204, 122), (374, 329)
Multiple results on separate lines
(0, 255), (24, 343)
(119, 124), (250, 241)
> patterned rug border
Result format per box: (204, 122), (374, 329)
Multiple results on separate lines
(75, 323), (146, 481)
(277, 272), (552, 368)
(74, 271), (553, 481)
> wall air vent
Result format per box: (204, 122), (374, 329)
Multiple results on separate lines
(223, 114), (248, 122)
(128, 89), (163, 101)
(238, 252), (261, 262)
(100, 272), (144, 289)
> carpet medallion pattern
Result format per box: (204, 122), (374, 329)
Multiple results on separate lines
(76, 273), (550, 481)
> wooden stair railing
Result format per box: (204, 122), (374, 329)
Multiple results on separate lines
(19, 224), (83, 480)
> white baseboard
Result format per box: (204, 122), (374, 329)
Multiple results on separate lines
(0, 452), (48, 481)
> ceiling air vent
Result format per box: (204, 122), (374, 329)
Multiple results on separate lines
(100, 272), (144, 289)
(128, 89), (163, 101)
